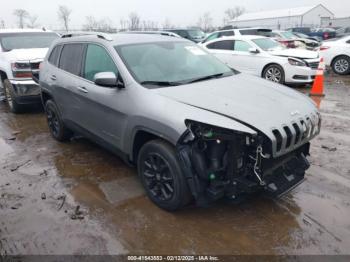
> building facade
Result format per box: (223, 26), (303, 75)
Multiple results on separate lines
(230, 4), (334, 29)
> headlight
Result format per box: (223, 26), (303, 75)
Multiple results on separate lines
(288, 58), (306, 67)
(11, 61), (33, 78)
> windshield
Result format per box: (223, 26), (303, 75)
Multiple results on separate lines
(115, 41), (234, 87)
(280, 31), (297, 39)
(187, 30), (205, 38)
(252, 38), (285, 51)
(0, 32), (58, 51)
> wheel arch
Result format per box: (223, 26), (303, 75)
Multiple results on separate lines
(130, 128), (178, 165)
(41, 90), (54, 107)
(0, 70), (8, 83)
(261, 62), (284, 77)
(330, 54), (350, 67)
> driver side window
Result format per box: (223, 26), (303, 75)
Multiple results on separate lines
(234, 40), (252, 52)
(84, 44), (118, 82)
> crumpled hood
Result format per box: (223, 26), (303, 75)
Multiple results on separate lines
(268, 48), (319, 59)
(155, 73), (318, 139)
(5, 48), (49, 62)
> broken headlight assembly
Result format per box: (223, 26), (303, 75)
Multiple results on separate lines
(177, 120), (272, 203)
(177, 120), (311, 205)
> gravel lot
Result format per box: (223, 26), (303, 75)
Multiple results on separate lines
(0, 74), (349, 255)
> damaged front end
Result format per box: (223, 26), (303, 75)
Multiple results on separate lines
(177, 120), (310, 206)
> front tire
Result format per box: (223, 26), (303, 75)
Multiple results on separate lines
(263, 64), (285, 84)
(3, 79), (23, 113)
(332, 56), (350, 75)
(45, 100), (72, 142)
(137, 140), (192, 211)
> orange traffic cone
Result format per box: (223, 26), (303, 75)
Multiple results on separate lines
(309, 57), (325, 97)
(310, 95), (323, 109)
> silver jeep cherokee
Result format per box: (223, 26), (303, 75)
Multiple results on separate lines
(40, 33), (321, 211)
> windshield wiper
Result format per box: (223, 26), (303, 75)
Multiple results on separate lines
(140, 80), (183, 87)
(187, 73), (227, 84)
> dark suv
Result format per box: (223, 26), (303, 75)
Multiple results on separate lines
(163, 29), (206, 43)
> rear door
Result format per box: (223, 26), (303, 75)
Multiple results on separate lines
(54, 43), (85, 124)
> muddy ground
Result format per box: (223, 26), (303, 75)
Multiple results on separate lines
(0, 74), (349, 256)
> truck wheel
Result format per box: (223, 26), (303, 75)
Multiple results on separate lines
(45, 100), (72, 142)
(263, 64), (285, 84)
(3, 80), (23, 113)
(332, 56), (350, 75)
(137, 140), (192, 211)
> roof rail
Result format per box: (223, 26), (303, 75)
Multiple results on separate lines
(61, 32), (113, 41)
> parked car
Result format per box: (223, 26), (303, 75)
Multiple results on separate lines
(0, 29), (59, 113)
(335, 27), (350, 38)
(271, 31), (320, 50)
(40, 33), (320, 211)
(200, 36), (320, 85)
(310, 28), (337, 40)
(319, 35), (350, 75)
(201, 28), (272, 44)
(287, 27), (328, 41)
(292, 32), (322, 43)
(287, 27), (312, 35)
(163, 29), (206, 43)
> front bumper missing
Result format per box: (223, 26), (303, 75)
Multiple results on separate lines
(177, 142), (310, 205)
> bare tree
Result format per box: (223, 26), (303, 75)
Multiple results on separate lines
(223, 6), (245, 24)
(0, 19), (5, 29)
(83, 16), (98, 31)
(119, 19), (128, 31)
(57, 5), (72, 31)
(162, 18), (173, 29)
(82, 16), (115, 33)
(128, 12), (140, 31)
(13, 9), (29, 28)
(27, 15), (39, 28)
(142, 20), (158, 31)
(197, 12), (213, 32)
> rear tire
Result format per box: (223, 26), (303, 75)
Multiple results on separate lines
(332, 55), (350, 75)
(45, 100), (72, 142)
(3, 80), (23, 113)
(263, 64), (285, 84)
(137, 139), (192, 211)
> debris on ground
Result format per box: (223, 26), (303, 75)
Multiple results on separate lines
(39, 170), (48, 176)
(10, 160), (31, 172)
(57, 194), (66, 211)
(41, 193), (46, 200)
(321, 145), (337, 152)
(70, 205), (84, 220)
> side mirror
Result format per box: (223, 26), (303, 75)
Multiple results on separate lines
(94, 72), (124, 88)
(249, 47), (260, 54)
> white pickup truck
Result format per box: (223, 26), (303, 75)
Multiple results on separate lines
(0, 29), (59, 113)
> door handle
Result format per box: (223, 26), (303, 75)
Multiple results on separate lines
(77, 86), (88, 94)
(50, 75), (57, 80)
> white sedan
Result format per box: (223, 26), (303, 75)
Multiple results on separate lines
(199, 36), (320, 85)
(319, 35), (350, 75)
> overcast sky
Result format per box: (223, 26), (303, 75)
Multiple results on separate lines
(1, 0), (349, 29)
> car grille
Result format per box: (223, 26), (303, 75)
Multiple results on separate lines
(307, 61), (319, 69)
(271, 112), (321, 156)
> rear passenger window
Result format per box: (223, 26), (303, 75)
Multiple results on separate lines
(59, 44), (85, 76)
(83, 44), (118, 82)
(48, 46), (61, 66)
(219, 31), (234, 37)
(207, 40), (234, 50)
